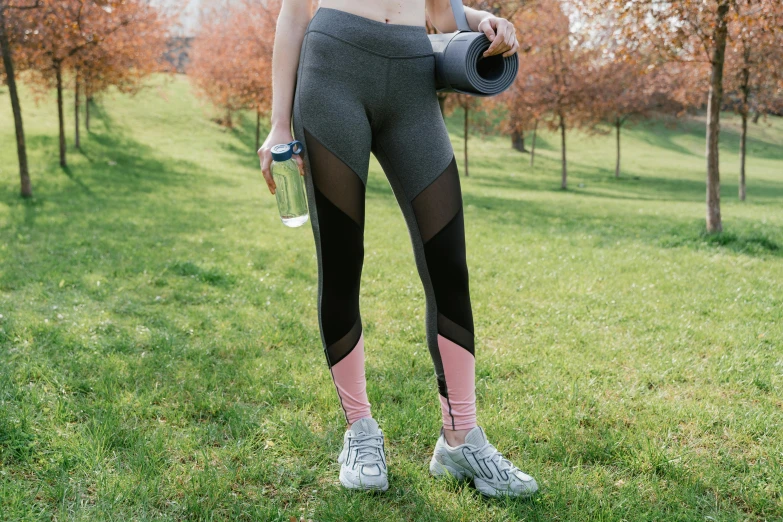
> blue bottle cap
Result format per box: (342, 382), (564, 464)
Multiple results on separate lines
(271, 140), (304, 161)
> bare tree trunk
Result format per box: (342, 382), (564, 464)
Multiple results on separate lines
(530, 120), (537, 167)
(463, 103), (469, 177)
(615, 118), (621, 178)
(74, 68), (80, 150)
(0, 6), (32, 197)
(739, 51), (750, 202)
(752, 111), (760, 124)
(705, 0), (729, 234)
(255, 107), (261, 151)
(511, 129), (527, 152)
(56, 62), (66, 167)
(739, 110), (747, 201)
(560, 114), (567, 190)
(85, 94), (91, 131)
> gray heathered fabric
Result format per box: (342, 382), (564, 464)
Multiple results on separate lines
(291, 6), (459, 412)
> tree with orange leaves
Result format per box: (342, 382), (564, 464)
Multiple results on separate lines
(1, 0), (41, 198)
(187, 0), (276, 150)
(591, 60), (702, 179)
(509, 0), (602, 189)
(71, 0), (169, 146)
(581, 0), (782, 232)
(724, 0), (783, 201)
(23, 0), (152, 167)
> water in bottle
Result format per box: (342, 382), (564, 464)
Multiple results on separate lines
(270, 140), (309, 227)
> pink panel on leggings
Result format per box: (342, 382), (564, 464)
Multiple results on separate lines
(438, 334), (477, 430)
(330, 333), (372, 424)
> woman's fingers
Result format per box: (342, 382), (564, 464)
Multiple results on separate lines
(482, 18), (516, 57)
(294, 154), (305, 176)
(479, 16), (496, 43)
(258, 147), (276, 195)
(503, 39), (519, 58)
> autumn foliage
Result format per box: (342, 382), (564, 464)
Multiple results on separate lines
(1, 0), (170, 195)
(187, 0), (277, 148)
(3, 0), (782, 240)
(577, 0), (783, 231)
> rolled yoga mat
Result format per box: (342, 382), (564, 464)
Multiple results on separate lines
(427, 0), (519, 97)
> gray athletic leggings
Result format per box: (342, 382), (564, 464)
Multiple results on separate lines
(291, 6), (477, 430)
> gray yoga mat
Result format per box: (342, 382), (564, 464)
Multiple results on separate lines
(428, 0), (518, 97)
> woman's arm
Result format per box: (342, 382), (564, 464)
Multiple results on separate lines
(258, 0), (312, 195)
(425, 0), (519, 58)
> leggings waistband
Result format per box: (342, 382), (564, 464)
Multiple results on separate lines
(306, 7), (434, 58)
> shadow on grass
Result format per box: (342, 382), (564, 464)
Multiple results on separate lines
(362, 167), (781, 259)
(470, 156), (783, 203)
(631, 116), (783, 161)
(0, 101), (227, 291)
(61, 165), (96, 197)
(228, 113), (262, 153)
(463, 189), (781, 258)
(661, 229), (780, 256)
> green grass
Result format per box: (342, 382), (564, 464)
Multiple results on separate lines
(1, 75), (782, 521)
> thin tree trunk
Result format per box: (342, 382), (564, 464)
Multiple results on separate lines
(739, 48), (750, 202)
(511, 129), (527, 152)
(86, 94), (91, 131)
(0, 7), (32, 197)
(56, 62), (66, 167)
(463, 103), (469, 177)
(705, 0), (729, 234)
(615, 118), (621, 178)
(739, 110), (747, 201)
(560, 114), (567, 190)
(74, 68), (80, 150)
(752, 111), (760, 124)
(530, 120), (537, 167)
(255, 107), (261, 151)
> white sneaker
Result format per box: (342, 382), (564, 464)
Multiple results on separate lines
(429, 426), (538, 498)
(337, 417), (389, 491)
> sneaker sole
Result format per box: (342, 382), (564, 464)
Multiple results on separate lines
(339, 470), (389, 492)
(474, 477), (538, 498)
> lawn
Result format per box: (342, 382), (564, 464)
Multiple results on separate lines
(1, 75), (782, 521)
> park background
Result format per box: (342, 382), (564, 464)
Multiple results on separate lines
(1, 0), (782, 520)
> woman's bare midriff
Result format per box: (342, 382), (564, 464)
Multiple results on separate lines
(316, 0), (427, 27)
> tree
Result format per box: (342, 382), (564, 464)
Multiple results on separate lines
(593, 60), (699, 178)
(72, 0), (169, 141)
(724, 0), (783, 201)
(584, 0), (782, 232)
(24, 0), (139, 167)
(500, 80), (538, 156)
(0, 0), (40, 198)
(591, 61), (650, 178)
(512, 0), (601, 189)
(187, 0), (276, 149)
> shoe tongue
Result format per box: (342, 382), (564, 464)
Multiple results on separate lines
(465, 426), (487, 447)
(351, 417), (379, 436)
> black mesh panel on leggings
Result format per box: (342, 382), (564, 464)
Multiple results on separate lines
(411, 155), (475, 355)
(303, 126), (366, 367)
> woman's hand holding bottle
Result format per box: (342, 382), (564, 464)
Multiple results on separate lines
(258, 125), (305, 195)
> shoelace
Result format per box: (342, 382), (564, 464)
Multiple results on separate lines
(472, 442), (517, 476)
(350, 433), (385, 466)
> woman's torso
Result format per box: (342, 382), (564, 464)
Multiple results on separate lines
(315, 0), (427, 26)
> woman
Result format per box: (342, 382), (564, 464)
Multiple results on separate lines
(258, 0), (538, 498)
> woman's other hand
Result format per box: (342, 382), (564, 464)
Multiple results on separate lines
(258, 126), (305, 195)
(478, 16), (519, 58)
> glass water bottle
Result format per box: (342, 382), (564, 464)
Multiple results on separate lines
(270, 140), (309, 228)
